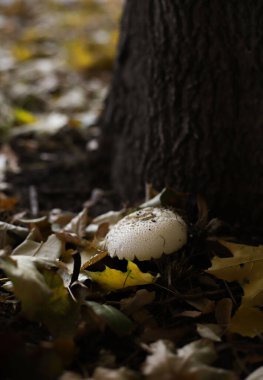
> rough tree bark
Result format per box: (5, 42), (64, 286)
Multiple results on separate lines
(100, 0), (263, 231)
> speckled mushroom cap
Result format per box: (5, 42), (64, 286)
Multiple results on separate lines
(103, 207), (187, 261)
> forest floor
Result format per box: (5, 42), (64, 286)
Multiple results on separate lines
(0, 1), (263, 380)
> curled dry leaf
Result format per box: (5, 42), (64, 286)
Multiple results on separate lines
(63, 208), (88, 238)
(0, 221), (28, 249)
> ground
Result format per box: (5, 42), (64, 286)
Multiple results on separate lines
(0, 0), (120, 214)
(0, 1), (263, 380)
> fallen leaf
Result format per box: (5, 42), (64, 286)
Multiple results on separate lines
(245, 366), (263, 380)
(215, 298), (233, 326)
(228, 305), (263, 337)
(59, 371), (84, 380)
(0, 254), (78, 336)
(14, 107), (37, 125)
(207, 241), (263, 303)
(80, 249), (108, 271)
(91, 367), (137, 380)
(207, 240), (263, 337)
(120, 289), (155, 315)
(186, 297), (215, 314)
(92, 209), (125, 226)
(0, 221), (28, 249)
(11, 113), (68, 136)
(85, 301), (134, 336)
(196, 324), (223, 342)
(175, 310), (202, 318)
(142, 339), (236, 380)
(12, 233), (64, 260)
(139, 187), (189, 211)
(0, 193), (17, 211)
(63, 208), (88, 238)
(0, 254), (54, 317)
(86, 261), (157, 291)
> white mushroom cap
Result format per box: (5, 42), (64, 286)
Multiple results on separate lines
(103, 207), (187, 261)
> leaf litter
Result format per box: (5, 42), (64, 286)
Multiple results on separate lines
(0, 186), (262, 379)
(0, 1), (263, 379)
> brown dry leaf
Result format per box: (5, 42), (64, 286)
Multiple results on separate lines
(215, 298), (233, 326)
(49, 209), (75, 229)
(207, 240), (263, 337)
(56, 231), (86, 247)
(91, 367), (138, 380)
(175, 310), (202, 319)
(80, 250), (108, 271)
(186, 297), (215, 314)
(0, 193), (18, 211)
(63, 208), (88, 238)
(95, 222), (109, 240)
(120, 289), (155, 315)
(121, 295), (158, 335)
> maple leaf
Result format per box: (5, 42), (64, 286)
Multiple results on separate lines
(86, 261), (157, 291)
(207, 240), (263, 337)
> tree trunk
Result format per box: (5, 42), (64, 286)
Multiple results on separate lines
(100, 0), (263, 231)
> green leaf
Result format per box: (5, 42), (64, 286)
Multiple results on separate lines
(86, 301), (134, 336)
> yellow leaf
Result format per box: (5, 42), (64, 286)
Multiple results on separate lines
(86, 261), (157, 291)
(229, 305), (263, 338)
(66, 40), (94, 70)
(14, 108), (37, 125)
(207, 240), (263, 305)
(207, 240), (263, 337)
(12, 45), (33, 61)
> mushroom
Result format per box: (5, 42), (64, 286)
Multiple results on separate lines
(103, 207), (187, 261)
